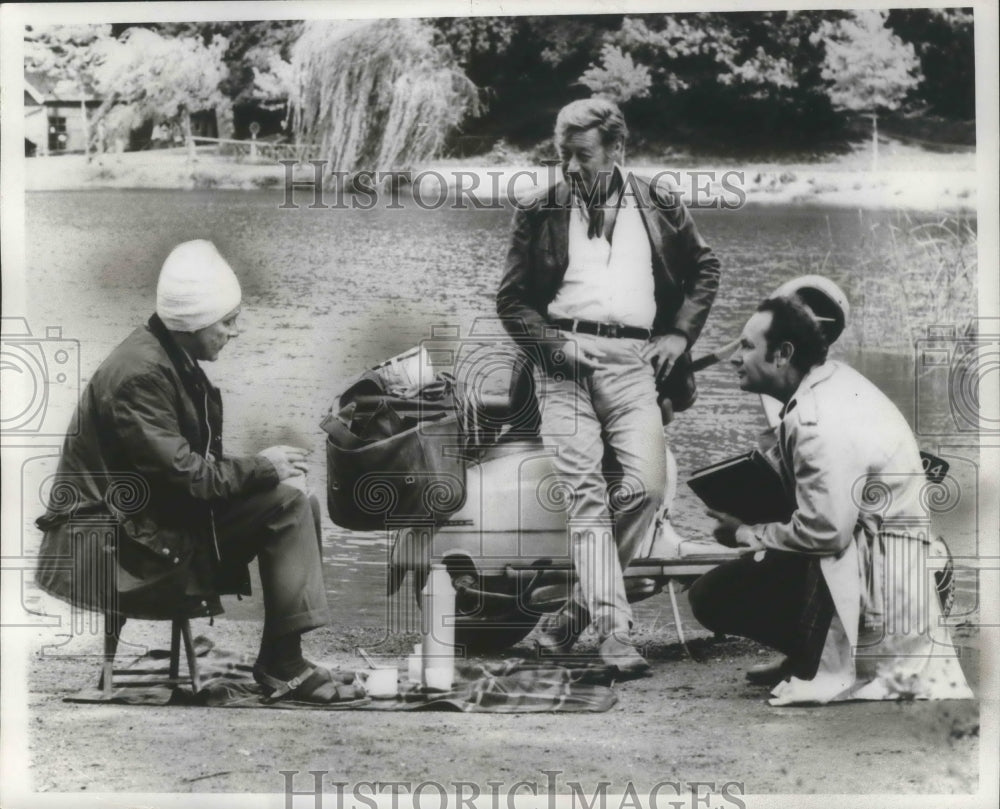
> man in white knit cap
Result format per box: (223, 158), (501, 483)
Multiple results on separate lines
(36, 240), (358, 704)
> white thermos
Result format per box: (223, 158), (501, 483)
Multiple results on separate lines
(420, 564), (456, 690)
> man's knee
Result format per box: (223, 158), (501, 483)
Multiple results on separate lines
(688, 572), (722, 632)
(274, 483), (312, 515)
(251, 485), (317, 540)
(608, 470), (664, 515)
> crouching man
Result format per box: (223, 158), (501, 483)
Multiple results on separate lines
(689, 278), (973, 705)
(35, 240), (357, 704)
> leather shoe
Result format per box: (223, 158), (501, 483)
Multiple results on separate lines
(536, 609), (586, 654)
(745, 656), (792, 686)
(598, 635), (650, 675)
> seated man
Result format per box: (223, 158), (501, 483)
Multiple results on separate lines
(35, 240), (355, 703)
(689, 280), (973, 705)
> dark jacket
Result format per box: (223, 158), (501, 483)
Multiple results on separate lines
(496, 173), (721, 374)
(35, 314), (279, 619)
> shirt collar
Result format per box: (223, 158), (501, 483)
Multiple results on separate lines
(781, 361), (839, 417)
(571, 163), (628, 212)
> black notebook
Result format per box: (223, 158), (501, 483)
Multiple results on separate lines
(686, 450), (794, 526)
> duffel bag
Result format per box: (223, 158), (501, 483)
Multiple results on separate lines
(322, 399), (467, 532)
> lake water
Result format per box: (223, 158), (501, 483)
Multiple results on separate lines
(19, 189), (980, 630)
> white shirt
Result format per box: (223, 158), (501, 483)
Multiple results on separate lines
(547, 180), (656, 329)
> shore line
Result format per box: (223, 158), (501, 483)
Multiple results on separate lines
(23, 153), (977, 212)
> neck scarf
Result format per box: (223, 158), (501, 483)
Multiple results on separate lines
(584, 168), (624, 240)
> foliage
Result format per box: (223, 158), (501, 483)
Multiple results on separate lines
(89, 27), (228, 159)
(93, 28), (228, 122)
(95, 28), (226, 126)
(430, 15), (622, 144)
(887, 8), (975, 119)
(578, 44), (651, 104)
(810, 10), (924, 168)
(592, 12), (850, 152)
(24, 23), (112, 87)
(717, 45), (797, 101)
(99, 102), (144, 145)
(603, 15), (731, 94)
(252, 53), (295, 112)
(25, 24), (115, 156)
(25, 14), (974, 159)
(289, 19), (481, 174)
(434, 17), (518, 67)
(149, 21), (302, 106)
(813, 10), (923, 115)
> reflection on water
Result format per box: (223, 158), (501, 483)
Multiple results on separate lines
(23, 190), (979, 624)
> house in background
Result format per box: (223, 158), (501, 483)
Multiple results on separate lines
(24, 76), (47, 156)
(24, 72), (102, 156)
(26, 71), (220, 155)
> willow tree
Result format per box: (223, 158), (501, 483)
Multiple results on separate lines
(289, 19), (480, 174)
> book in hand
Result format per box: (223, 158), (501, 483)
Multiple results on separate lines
(686, 450), (794, 526)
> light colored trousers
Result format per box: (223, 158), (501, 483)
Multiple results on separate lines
(537, 334), (666, 639)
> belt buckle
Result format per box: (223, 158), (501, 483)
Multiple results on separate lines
(605, 323), (619, 338)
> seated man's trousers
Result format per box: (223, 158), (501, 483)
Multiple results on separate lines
(215, 484), (330, 639)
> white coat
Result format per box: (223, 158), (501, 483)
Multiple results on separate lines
(755, 361), (972, 704)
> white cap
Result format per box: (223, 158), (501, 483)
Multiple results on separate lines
(772, 274), (849, 344)
(156, 240), (242, 332)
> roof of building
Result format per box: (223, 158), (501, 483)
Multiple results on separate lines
(24, 71), (101, 103)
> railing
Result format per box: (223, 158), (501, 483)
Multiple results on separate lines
(191, 136), (322, 163)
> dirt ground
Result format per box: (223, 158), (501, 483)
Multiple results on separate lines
(20, 598), (982, 799)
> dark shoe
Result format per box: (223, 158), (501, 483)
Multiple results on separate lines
(598, 635), (650, 675)
(536, 608), (587, 655)
(745, 656), (792, 686)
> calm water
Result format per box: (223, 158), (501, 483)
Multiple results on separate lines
(20, 189), (978, 627)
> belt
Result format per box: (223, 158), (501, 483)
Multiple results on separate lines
(550, 318), (652, 340)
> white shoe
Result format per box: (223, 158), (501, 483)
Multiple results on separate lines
(646, 513), (687, 559)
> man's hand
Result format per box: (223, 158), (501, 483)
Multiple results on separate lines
(707, 508), (766, 551)
(707, 508), (744, 548)
(642, 333), (688, 384)
(281, 471), (309, 494)
(551, 338), (608, 380)
(574, 341), (608, 373)
(258, 445), (310, 481)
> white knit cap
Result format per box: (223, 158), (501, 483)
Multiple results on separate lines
(156, 240), (242, 332)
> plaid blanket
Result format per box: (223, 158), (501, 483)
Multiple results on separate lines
(64, 642), (618, 713)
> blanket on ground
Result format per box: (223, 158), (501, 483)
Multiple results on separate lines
(65, 638), (619, 712)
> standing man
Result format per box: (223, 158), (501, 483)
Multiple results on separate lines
(689, 281), (973, 704)
(36, 240), (356, 704)
(496, 98), (721, 671)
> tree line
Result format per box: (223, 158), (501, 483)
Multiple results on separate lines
(25, 9), (974, 167)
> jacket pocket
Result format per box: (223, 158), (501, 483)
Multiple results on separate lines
(119, 513), (194, 562)
(35, 516), (201, 619)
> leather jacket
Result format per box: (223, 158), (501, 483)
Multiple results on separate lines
(496, 173), (721, 375)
